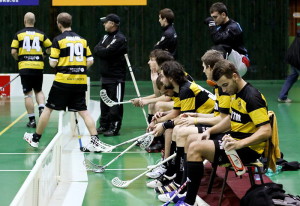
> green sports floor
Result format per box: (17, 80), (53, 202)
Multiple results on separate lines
(0, 80), (300, 206)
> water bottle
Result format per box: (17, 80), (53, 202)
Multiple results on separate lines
(221, 136), (246, 176)
(225, 148), (246, 176)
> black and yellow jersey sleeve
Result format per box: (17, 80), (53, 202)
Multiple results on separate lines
(49, 31), (93, 91)
(230, 83), (269, 154)
(213, 86), (230, 116)
(171, 93), (180, 110)
(178, 81), (215, 114)
(11, 27), (52, 75)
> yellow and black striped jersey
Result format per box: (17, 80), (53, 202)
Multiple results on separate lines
(11, 27), (52, 75)
(171, 93), (180, 110)
(177, 81), (215, 114)
(213, 85), (230, 117)
(230, 83), (270, 154)
(49, 31), (93, 91)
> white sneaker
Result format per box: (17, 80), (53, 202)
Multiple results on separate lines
(146, 165), (167, 179)
(278, 98), (292, 103)
(146, 174), (176, 188)
(83, 136), (112, 152)
(147, 158), (163, 169)
(23, 132), (39, 148)
(158, 190), (186, 203)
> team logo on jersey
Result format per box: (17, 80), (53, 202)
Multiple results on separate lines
(24, 56), (40, 61)
(231, 111), (241, 122)
(238, 100), (242, 110)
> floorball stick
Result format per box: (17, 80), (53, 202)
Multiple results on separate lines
(0, 74), (20, 91)
(84, 133), (154, 172)
(100, 89), (131, 107)
(124, 54), (148, 126)
(162, 177), (191, 206)
(111, 153), (176, 188)
(74, 112), (84, 151)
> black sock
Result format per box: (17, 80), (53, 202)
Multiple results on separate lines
(174, 147), (184, 184)
(179, 153), (187, 194)
(185, 161), (204, 205)
(163, 140), (176, 167)
(33, 133), (42, 142)
(165, 141), (177, 176)
(29, 116), (35, 122)
(38, 106), (44, 111)
(147, 114), (154, 124)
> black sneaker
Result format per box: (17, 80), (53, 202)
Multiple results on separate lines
(27, 120), (36, 128)
(145, 140), (164, 153)
(97, 127), (108, 135)
(103, 130), (120, 137)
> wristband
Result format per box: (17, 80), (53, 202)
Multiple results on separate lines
(163, 120), (175, 129)
(194, 118), (198, 125)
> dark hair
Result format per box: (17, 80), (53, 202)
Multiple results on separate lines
(161, 61), (187, 85)
(156, 74), (164, 90)
(57, 12), (72, 28)
(210, 2), (228, 16)
(156, 50), (174, 66)
(212, 59), (239, 81)
(149, 49), (174, 66)
(201, 50), (224, 68)
(159, 8), (175, 24)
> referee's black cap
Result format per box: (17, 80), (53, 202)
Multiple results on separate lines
(100, 14), (120, 25)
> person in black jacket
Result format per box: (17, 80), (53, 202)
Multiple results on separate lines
(204, 2), (250, 77)
(154, 8), (177, 58)
(94, 14), (128, 137)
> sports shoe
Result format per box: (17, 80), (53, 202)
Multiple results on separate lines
(155, 180), (180, 194)
(277, 98), (292, 103)
(146, 165), (167, 179)
(145, 139), (164, 153)
(23, 132), (39, 148)
(158, 190), (186, 203)
(26, 120), (36, 128)
(147, 173), (176, 188)
(103, 129), (120, 137)
(174, 200), (193, 206)
(83, 136), (111, 152)
(97, 127), (108, 135)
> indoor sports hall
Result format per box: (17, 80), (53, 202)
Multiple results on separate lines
(1, 78), (300, 205)
(1, 0), (300, 206)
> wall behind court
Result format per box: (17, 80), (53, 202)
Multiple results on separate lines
(0, 0), (288, 81)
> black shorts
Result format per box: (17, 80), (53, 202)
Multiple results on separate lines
(20, 74), (43, 94)
(196, 124), (211, 133)
(46, 86), (87, 111)
(212, 134), (261, 165)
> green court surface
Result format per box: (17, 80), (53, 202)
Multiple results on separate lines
(0, 80), (300, 205)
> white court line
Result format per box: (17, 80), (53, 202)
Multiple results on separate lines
(104, 168), (147, 171)
(82, 151), (149, 154)
(0, 153), (41, 155)
(0, 170), (31, 172)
